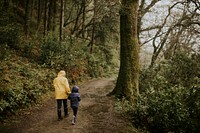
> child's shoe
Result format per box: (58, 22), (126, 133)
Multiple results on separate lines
(72, 115), (76, 125)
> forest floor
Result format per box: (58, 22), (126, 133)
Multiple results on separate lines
(0, 78), (136, 133)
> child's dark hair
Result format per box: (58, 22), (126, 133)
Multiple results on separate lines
(72, 85), (79, 93)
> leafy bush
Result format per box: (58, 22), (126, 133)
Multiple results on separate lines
(137, 87), (188, 132)
(0, 78), (53, 120)
(0, 57), (56, 120)
(0, 44), (9, 60)
(39, 36), (89, 83)
(39, 37), (62, 66)
(122, 51), (200, 132)
(116, 85), (200, 133)
(140, 51), (200, 92)
(163, 52), (200, 88)
(0, 87), (30, 118)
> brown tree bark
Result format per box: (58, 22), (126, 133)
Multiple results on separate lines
(82, 0), (86, 38)
(90, 0), (97, 54)
(36, 0), (41, 33)
(53, 0), (57, 31)
(111, 0), (140, 102)
(43, 0), (48, 36)
(60, 0), (65, 41)
(47, 0), (53, 31)
(3, 0), (9, 10)
(24, 0), (32, 37)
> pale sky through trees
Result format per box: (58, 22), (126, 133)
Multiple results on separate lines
(140, 0), (200, 67)
(140, 0), (199, 65)
(141, 1), (170, 51)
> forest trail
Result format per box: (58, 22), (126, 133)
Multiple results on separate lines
(0, 78), (135, 133)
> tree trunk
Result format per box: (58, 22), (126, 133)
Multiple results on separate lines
(60, 0), (64, 41)
(82, 0), (86, 38)
(24, 0), (32, 37)
(36, 0), (41, 33)
(90, 0), (97, 54)
(53, 0), (57, 31)
(47, 0), (53, 31)
(43, 0), (48, 36)
(111, 0), (140, 102)
(3, 0), (9, 10)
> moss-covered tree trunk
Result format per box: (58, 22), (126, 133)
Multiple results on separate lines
(47, 0), (53, 31)
(24, 0), (32, 37)
(111, 0), (139, 102)
(60, 0), (64, 41)
(43, 0), (48, 36)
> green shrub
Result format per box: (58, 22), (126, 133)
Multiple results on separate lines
(0, 88), (29, 114)
(0, 81), (53, 119)
(164, 52), (200, 88)
(134, 86), (189, 132)
(39, 37), (62, 66)
(0, 60), (56, 120)
(140, 51), (200, 92)
(126, 51), (200, 132)
(0, 44), (9, 60)
(117, 85), (200, 133)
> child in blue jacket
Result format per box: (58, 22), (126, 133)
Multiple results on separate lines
(68, 85), (81, 125)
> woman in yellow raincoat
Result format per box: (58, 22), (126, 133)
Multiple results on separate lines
(53, 70), (71, 121)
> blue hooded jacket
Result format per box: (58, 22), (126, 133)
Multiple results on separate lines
(68, 86), (81, 108)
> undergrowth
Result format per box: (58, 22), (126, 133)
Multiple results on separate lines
(0, 50), (56, 120)
(116, 51), (200, 133)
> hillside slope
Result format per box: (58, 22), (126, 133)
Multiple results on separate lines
(0, 49), (56, 119)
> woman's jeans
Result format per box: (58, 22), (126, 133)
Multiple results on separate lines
(57, 99), (68, 119)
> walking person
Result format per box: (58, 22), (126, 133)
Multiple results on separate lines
(68, 85), (81, 125)
(53, 70), (71, 121)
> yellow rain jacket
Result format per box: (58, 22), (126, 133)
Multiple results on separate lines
(53, 70), (71, 99)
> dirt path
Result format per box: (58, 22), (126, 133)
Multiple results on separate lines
(0, 78), (135, 133)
